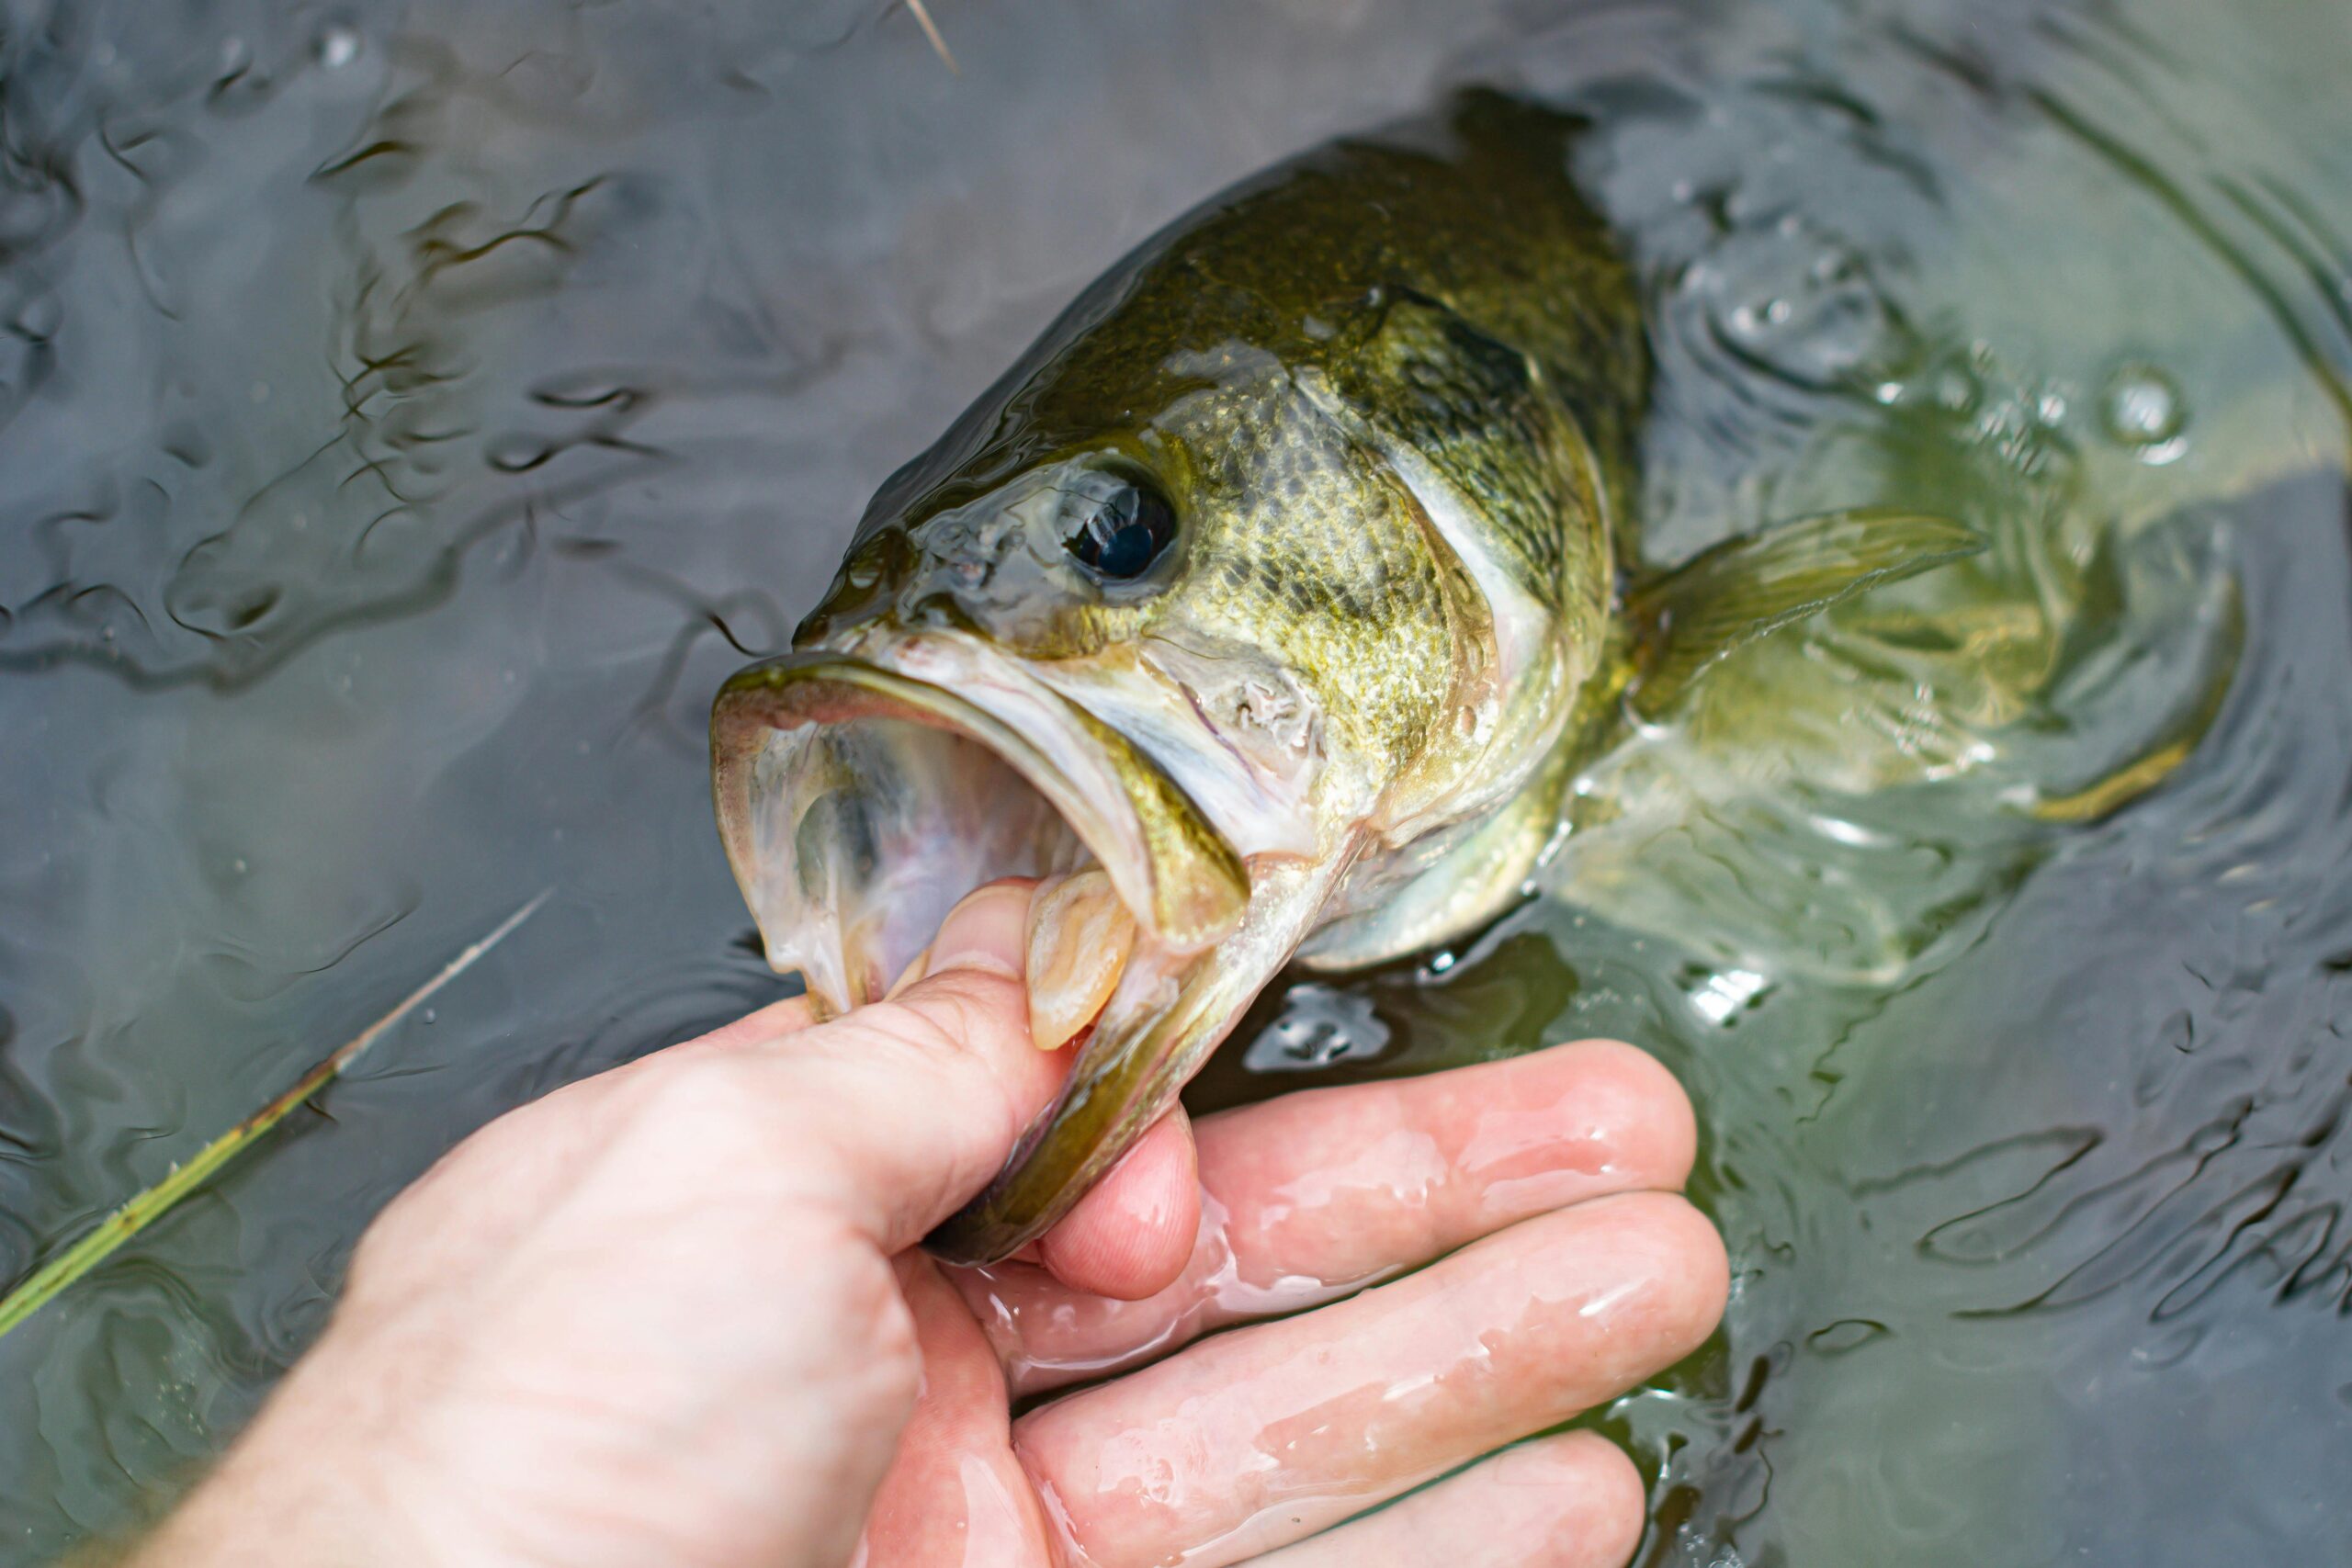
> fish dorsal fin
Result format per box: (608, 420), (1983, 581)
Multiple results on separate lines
(1625, 509), (1984, 720)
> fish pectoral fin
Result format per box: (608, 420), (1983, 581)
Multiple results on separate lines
(1626, 509), (1985, 720)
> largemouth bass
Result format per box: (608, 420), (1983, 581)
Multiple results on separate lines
(711, 91), (1992, 1264)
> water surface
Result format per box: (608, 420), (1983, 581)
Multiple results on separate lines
(2, 0), (2348, 1561)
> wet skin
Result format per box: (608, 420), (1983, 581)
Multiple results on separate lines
(129, 884), (1723, 1568)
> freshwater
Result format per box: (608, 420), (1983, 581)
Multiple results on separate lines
(3, 0), (2348, 1562)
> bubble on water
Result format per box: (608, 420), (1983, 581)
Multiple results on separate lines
(318, 26), (361, 70)
(2099, 362), (2188, 461)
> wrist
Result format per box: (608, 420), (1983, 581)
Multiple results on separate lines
(124, 1331), (438, 1568)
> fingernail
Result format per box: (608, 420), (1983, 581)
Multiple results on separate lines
(924, 880), (1031, 982)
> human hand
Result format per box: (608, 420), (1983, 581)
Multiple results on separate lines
(132, 882), (1724, 1568)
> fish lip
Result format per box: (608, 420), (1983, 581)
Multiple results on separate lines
(710, 637), (1250, 1005)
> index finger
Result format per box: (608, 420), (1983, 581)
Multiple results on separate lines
(581, 882), (1059, 1258)
(952, 1038), (1696, 1394)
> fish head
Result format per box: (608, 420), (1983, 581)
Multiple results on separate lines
(723, 322), (1510, 1006)
(711, 107), (1620, 1260)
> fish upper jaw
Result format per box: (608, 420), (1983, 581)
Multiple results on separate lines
(709, 629), (1250, 1013)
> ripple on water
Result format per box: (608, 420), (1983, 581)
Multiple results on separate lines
(5, 1), (2352, 1565)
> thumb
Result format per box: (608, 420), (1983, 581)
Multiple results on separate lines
(726, 880), (1071, 1257)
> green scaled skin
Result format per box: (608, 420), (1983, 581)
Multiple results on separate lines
(710, 91), (1983, 1265)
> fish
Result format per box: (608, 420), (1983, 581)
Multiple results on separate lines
(709, 90), (2002, 1266)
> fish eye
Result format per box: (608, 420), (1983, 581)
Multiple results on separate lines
(1062, 474), (1177, 581)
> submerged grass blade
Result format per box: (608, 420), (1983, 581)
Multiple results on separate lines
(904, 0), (959, 73)
(0, 892), (551, 1340)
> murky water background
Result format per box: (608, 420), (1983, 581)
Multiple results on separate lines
(3, 0), (2348, 1561)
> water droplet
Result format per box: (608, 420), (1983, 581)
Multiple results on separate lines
(318, 26), (361, 69)
(420, 1008), (437, 1025)
(2099, 362), (2188, 452)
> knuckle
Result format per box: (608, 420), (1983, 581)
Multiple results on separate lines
(892, 969), (1029, 1060)
(847, 994), (970, 1061)
(613, 1064), (782, 1173)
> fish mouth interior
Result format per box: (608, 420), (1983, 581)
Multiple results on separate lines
(711, 651), (1248, 1013)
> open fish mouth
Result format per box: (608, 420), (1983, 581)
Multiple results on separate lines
(713, 632), (1337, 1264)
(710, 634), (1251, 1018)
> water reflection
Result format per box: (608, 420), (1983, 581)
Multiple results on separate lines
(0, 0), (2348, 1562)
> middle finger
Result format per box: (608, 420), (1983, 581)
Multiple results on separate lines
(954, 1038), (1695, 1394)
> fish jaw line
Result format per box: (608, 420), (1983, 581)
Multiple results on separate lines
(710, 637), (1250, 1012)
